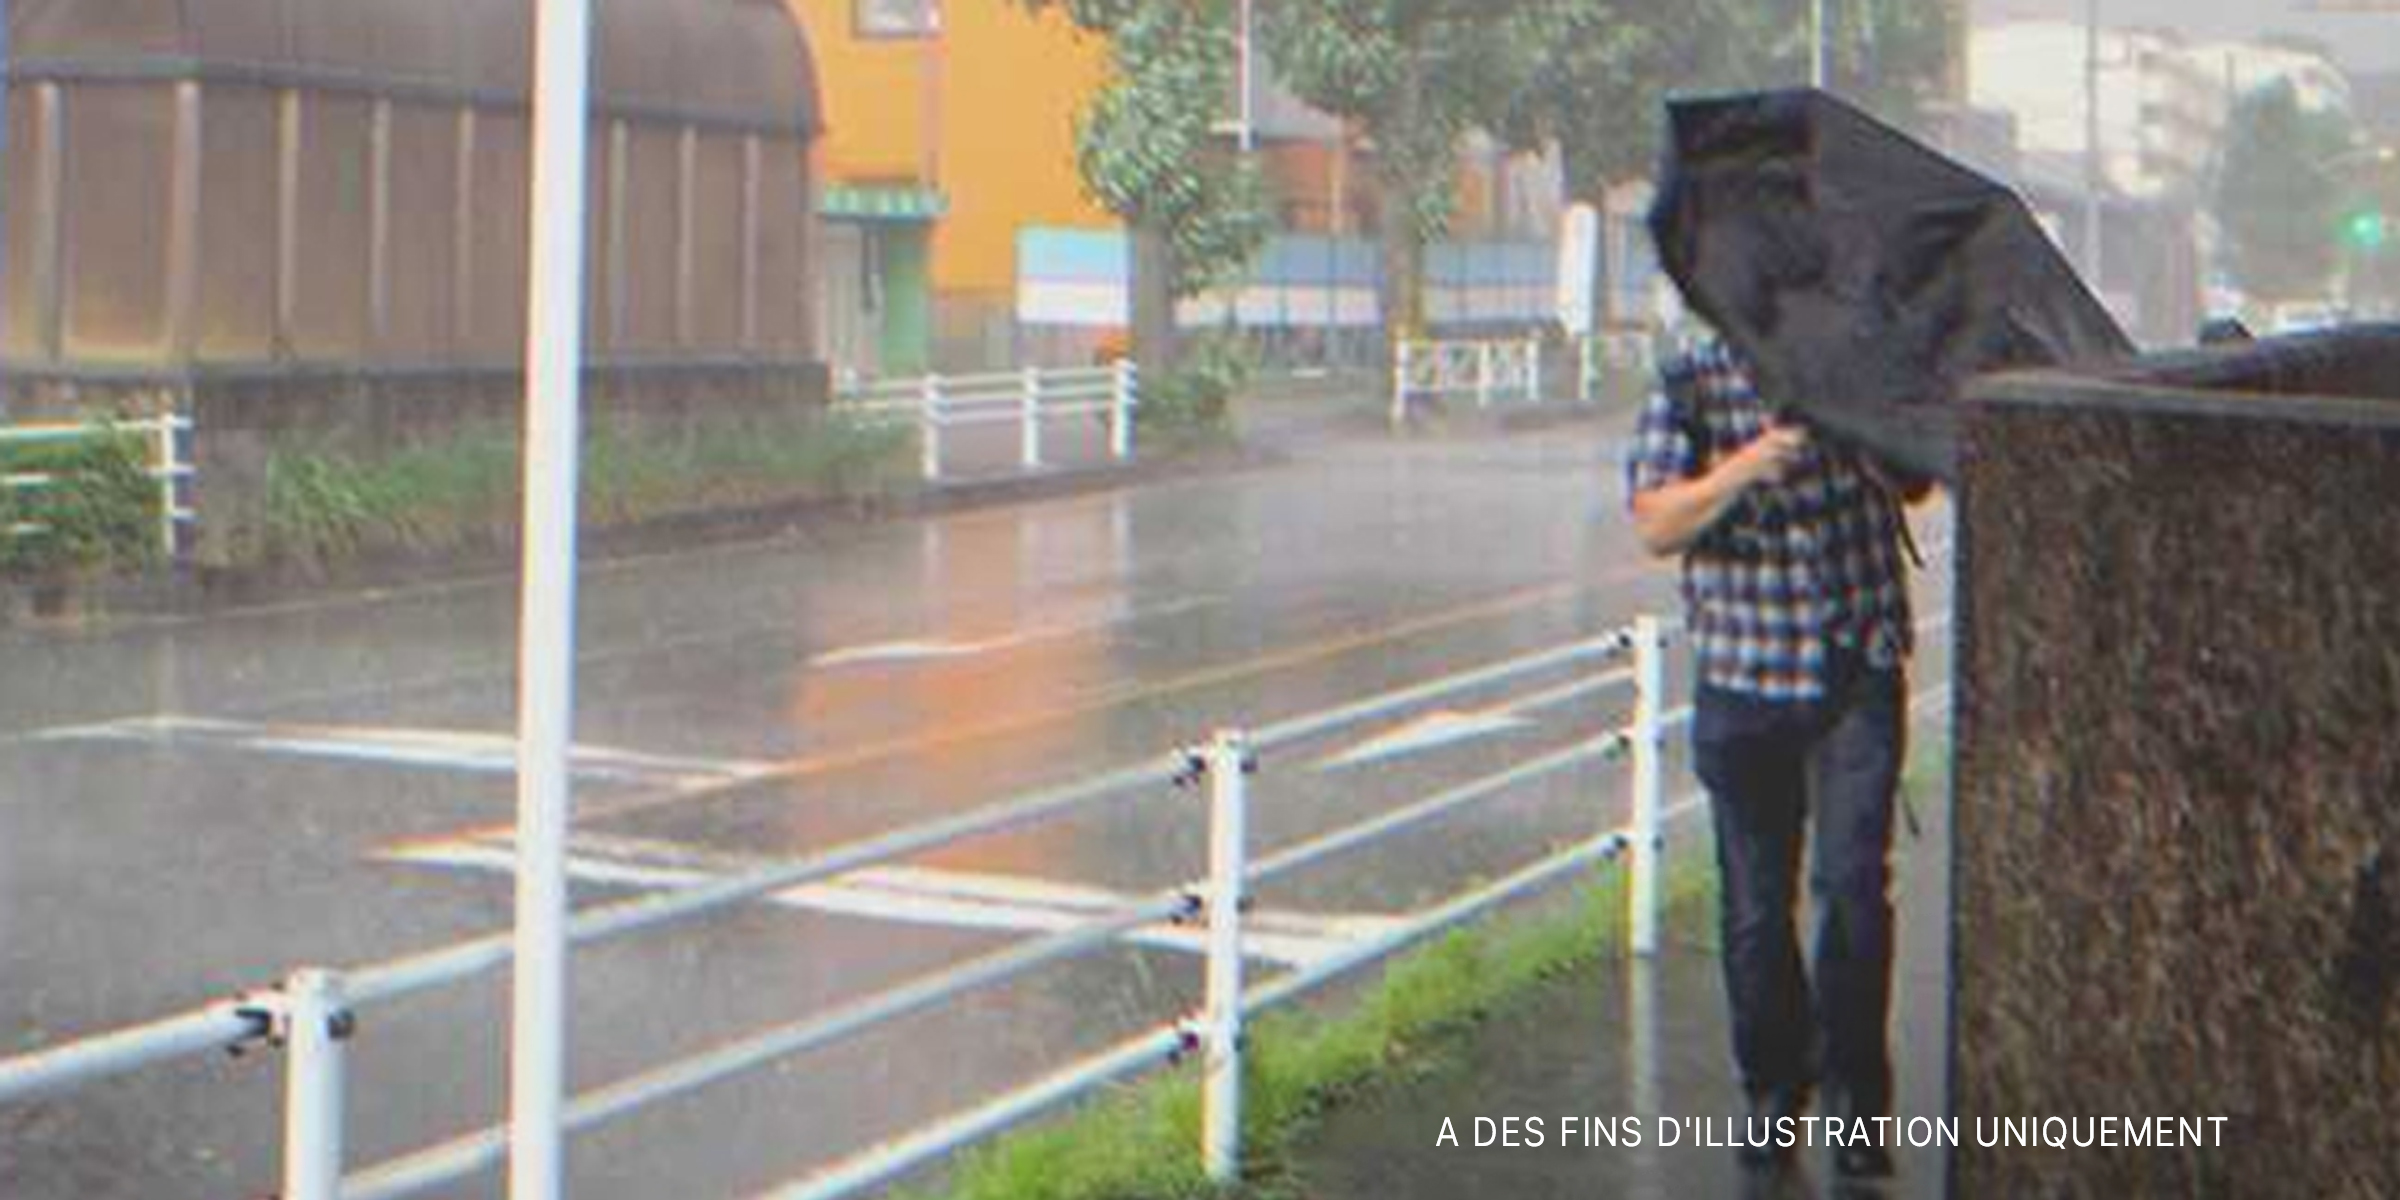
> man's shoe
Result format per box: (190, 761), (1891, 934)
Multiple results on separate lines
(1736, 1088), (1806, 1169)
(1834, 1143), (1895, 1180)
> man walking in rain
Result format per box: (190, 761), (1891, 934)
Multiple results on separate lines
(1624, 334), (1914, 1181)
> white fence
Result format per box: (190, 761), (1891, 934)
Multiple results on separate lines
(1576, 332), (1658, 404)
(0, 608), (1950, 1198)
(0, 415), (196, 560)
(839, 362), (1139, 482)
(1389, 337), (1544, 428)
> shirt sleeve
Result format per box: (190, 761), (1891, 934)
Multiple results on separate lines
(1623, 379), (1698, 506)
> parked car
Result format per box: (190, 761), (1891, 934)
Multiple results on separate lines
(2267, 301), (2347, 335)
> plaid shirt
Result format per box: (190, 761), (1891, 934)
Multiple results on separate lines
(1623, 339), (1912, 701)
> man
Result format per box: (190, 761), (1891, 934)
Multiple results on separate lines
(1623, 335), (1915, 1179)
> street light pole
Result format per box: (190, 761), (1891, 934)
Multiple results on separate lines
(1238, 0), (1256, 154)
(1811, 0), (1828, 89)
(2084, 0), (2105, 290)
(511, 0), (593, 1197)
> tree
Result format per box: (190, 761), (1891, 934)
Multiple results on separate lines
(1502, 0), (1955, 334)
(2213, 82), (2355, 304)
(1261, 1), (1538, 359)
(1022, 1), (1273, 375)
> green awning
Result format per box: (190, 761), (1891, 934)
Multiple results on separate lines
(820, 183), (947, 223)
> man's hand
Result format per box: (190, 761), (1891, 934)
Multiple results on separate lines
(1630, 423), (1808, 558)
(1723, 424), (1809, 490)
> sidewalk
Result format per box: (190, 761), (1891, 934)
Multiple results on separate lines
(1290, 791), (1953, 1200)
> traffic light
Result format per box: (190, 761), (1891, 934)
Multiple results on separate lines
(2345, 209), (2389, 251)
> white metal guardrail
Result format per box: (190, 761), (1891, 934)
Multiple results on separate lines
(1390, 337), (1543, 428)
(0, 607), (1953, 1200)
(0, 415), (197, 559)
(1575, 332), (1658, 405)
(839, 362), (1138, 483)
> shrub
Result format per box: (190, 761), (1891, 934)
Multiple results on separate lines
(1139, 334), (1254, 445)
(0, 424), (163, 579)
(261, 411), (918, 566)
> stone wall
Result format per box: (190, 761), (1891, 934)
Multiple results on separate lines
(1953, 330), (2400, 1198)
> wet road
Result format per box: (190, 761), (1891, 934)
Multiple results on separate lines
(0, 415), (1948, 1198)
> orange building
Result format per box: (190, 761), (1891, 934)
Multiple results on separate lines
(786, 0), (1114, 373)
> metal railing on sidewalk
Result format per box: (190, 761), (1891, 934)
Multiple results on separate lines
(838, 361), (1138, 482)
(1390, 338), (1543, 428)
(0, 414), (197, 559)
(0, 606), (1953, 1199)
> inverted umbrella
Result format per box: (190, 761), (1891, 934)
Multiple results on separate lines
(1647, 88), (2135, 483)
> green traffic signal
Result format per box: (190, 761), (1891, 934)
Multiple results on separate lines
(2346, 210), (2389, 251)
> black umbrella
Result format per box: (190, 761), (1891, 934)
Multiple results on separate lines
(1647, 88), (2135, 484)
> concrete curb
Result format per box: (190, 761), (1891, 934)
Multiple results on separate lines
(0, 440), (1285, 627)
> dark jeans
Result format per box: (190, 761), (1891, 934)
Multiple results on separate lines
(1691, 651), (1905, 1118)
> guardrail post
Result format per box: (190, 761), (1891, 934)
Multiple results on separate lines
(1110, 358), (1136, 461)
(151, 417), (180, 560)
(1200, 728), (1251, 1184)
(1020, 366), (1044, 470)
(280, 968), (352, 1200)
(920, 374), (944, 483)
(1389, 340), (1410, 430)
(1629, 615), (1667, 957)
(1475, 341), (1494, 410)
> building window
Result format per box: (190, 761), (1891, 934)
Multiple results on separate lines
(857, 0), (939, 37)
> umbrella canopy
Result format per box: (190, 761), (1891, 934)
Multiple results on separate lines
(1647, 88), (2134, 483)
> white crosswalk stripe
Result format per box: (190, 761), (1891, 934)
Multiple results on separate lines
(382, 832), (1405, 968)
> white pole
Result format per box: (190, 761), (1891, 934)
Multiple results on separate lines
(2083, 0), (2104, 289)
(152, 417), (178, 559)
(511, 0), (593, 1195)
(1389, 340), (1409, 430)
(1020, 365), (1043, 470)
(1476, 341), (1494, 410)
(1237, 0), (1256, 155)
(1200, 729), (1251, 1184)
(1811, 0), (1828, 90)
(1525, 337), (1542, 405)
(1110, 358), (1135, 460)
(280, 969), (350, 1200)
(1629, 615), (1666, 957)
(920, 374), (943, 482)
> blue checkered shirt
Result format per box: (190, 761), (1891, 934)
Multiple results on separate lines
(1623, 340), (1912, 701)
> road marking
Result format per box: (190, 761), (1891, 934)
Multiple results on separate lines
(1319, 709), (1533, 768)
(383, 832), (1401, 968)
(37, 716), (776, 786)
(807, 595), (1221, 670)
(1316, 665), (1635, 770)
(810, 639), (1007, 667)
(375, 572), (1646, 856)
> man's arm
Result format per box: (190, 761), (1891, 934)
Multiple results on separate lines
(1630, 425), (1808, 557)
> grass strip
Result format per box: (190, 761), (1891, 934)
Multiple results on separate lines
(259, 413), (917, 566)
(917, 864), (1719, 1200)
(918, 737), (1951, 1200)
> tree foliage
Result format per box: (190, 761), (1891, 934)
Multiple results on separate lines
(2213, 82), (2356, 303)
(1261, 1), (1540, 341)
(1505, 0), (1955, 204)
(1024, 0), (1272, 301)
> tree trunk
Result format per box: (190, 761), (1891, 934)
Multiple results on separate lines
(1588, 191), (1614, 338)
(1380, 56), (1431, 405)
(1130, 224), (1180, 378)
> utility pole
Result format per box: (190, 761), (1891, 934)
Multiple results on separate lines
(2083, 0), (2105, 290)
(1238, 0), (1256, 153)
(1811, 0), (1829, 89)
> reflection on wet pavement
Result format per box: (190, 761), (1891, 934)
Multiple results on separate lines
(0, 426), (1950, 1198)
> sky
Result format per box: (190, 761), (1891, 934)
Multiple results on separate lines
(1977, 0), (2400, 73)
